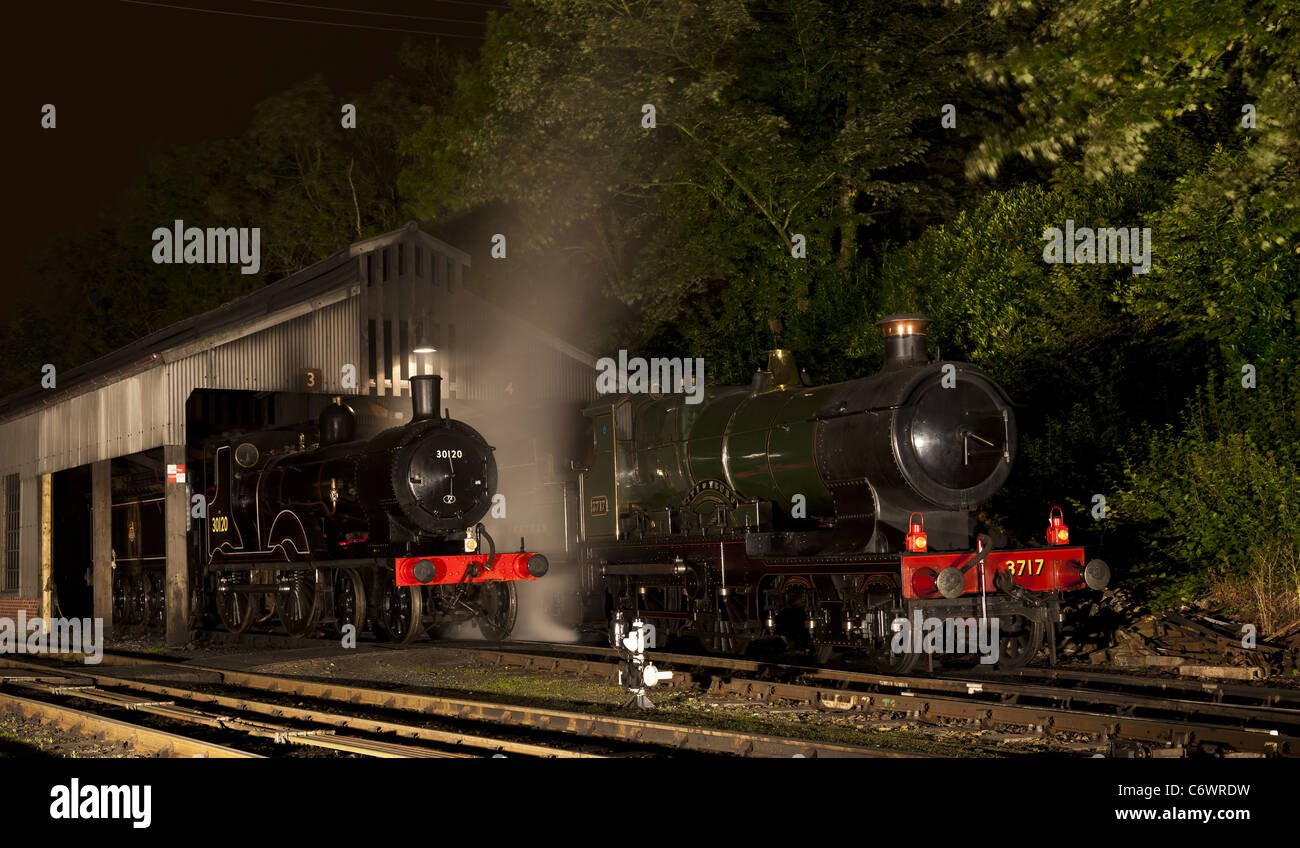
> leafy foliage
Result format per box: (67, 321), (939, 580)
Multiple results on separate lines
(971, 0), (1300, 245)
(861, 121), (1299, 602)
(401, 0), (1028, 358)
(1112, 372), (1300, 607)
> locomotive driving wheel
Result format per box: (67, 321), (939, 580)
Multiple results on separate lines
(112, 570), (128, 624)
(127, 574), (148, 625)
(146, 571), (166, 629)
(861, 583), (921, 673)
(868, 641), (921, 674)
(332, 569), (367, 636)
(695, 595), (753, 655)
(275, 569), (320, 638)
(216, 573), (256, 634)
(474, 581), (517, 641)
(862, 603), (921, 674)
(378, 579), (423, 644)
(993, 613), (1044, 670)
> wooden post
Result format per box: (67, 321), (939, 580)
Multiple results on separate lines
(39, 473), (52, 625)
(163, 445), (189, 646)
(358, 256), (371, 396)
(375, 257), (387, 397)
(91, 459), (113, 628)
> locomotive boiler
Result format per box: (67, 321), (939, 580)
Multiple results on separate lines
(205, 372), (549, 641)
(577, 315), (1109, 670)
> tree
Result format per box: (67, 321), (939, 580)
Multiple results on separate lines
(402, 0), (1027, 366)
(1, 47), (460, 399)
(971, 0), (1300, 246)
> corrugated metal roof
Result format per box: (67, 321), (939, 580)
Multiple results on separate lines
(0, 247), (359, 421)
(0, 222), (597, 477)
(1, 222), (594, 420)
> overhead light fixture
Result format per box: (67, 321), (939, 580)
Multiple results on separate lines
(412, 347), (439, 376)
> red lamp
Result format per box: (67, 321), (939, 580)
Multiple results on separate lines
(1047, 506), (1070, 545)
(905, 512), (928, 552)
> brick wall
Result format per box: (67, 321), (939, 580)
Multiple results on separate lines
(0, 597), (38, 620)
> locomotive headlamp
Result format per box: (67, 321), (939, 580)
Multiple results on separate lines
(905, 512), (928, 553)
(1047, 506), (1069, 545)
(911, 567), (938, 598)
(464, 527), (479, 553)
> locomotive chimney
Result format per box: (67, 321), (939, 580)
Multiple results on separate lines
(751, 349), (801, 395)
(766, 350), (800, 389)
(875, 314), (933, 369)
(410, 346), (442, 423)
(411, 374), (442, 423)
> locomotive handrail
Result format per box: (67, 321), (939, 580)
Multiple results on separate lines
(956, 534), (994, 574)
(477, 524), (497, 573)
(813, 403), (905, 420)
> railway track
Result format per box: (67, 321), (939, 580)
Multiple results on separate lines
(179, 629), (1300, 754)
(478, 639), (1300, 710)
(190, 628), (1300, 711)
(0, 661), (494, 758)
(0, 656), (922, 759)
(0, 682), (261, 758)
(429, 639), (1300, 757)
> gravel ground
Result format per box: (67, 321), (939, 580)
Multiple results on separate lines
(0, 711), (139, 758)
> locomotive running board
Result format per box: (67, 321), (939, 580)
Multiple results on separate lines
(205, 556), (397, 573)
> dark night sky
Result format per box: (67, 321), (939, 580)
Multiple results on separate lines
(3, 0), (499, 322)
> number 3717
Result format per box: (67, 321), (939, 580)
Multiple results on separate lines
(1004, 558), (1045, 577)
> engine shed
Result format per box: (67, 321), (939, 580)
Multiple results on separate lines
(0, 222), (595, 645)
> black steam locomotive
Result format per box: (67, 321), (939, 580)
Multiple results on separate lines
(205, 372), (548, 642)
(576, 315), (1109, 670)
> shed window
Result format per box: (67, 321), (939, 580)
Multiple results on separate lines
(399, 321), (410, 394)
(3, 474), (18, 592)
(367, 319), (377, 389)
(383, 320), (394, 390)
(447, 323), (457, 398)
